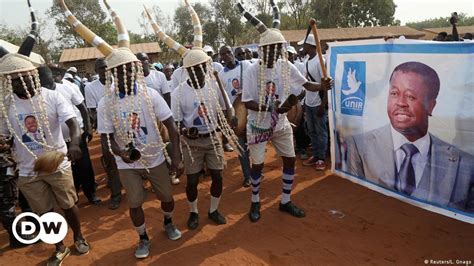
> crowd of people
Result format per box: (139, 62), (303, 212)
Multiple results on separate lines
(1, 0), (471, 265)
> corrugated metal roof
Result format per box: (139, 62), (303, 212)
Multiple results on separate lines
(59, 42), (162, 63)
(281, 26), (426, 43)
(422, 25), (474, 34)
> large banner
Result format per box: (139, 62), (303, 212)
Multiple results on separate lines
(327, 39), (474, 223)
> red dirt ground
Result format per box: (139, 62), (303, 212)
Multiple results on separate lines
(1, 136), (473, 265)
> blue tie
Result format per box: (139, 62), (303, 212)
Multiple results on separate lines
(398, 143), (419, 195)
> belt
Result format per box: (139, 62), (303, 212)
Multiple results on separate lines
(187, 130), (216, 139)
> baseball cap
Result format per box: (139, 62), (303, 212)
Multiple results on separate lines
(67, 66), (77, 73)
(287, 46), (297, 54)
(297, 34), (316, 46)
(203, 45), (214, 55)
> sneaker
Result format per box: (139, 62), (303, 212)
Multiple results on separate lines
(164, 223), (182, 241)
(249, 202), (261, 222)
(74, 238), (90, 255)
(135, 239), (150, 259)
(242, 177), (251, 188)
(279, 201), (306, 218)
(47, 247), (71, 266)
(303, 156), (318, 166)
(109, 197), (120, 210)
(170, 173), (180, 185)
(300, 152), (309, 161)
(223, 143), (234, 152)
(187, 212), (199, 230)
(314, 160), (326, 171)
(208, 210), (227, 225)
(87, 195), (102, 205)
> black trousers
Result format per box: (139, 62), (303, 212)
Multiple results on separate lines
(0, 167), (31, 234)
(294, 111), (311, 152)
(68, 134), (96, 199)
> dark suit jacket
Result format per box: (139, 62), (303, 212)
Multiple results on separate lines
(346, 125), (474, 212)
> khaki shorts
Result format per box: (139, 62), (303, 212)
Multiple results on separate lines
(18, 167), (77, 214)
(248, 125), (295, 165)
(119, 162), (173, 208)
(182, 134), (225, 175)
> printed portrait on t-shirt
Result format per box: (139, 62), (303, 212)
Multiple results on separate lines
(231, 78), (240, 96)
(126, 112), (148, 144)
(20, 114), (45, 150)
(265, 81), (278, 103)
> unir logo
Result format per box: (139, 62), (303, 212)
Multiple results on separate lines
(340, 61), (366, 116)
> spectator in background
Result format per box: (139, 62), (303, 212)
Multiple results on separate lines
(137, 52), (171, 107)
(203, 45), (224, 73)
(234, 47), (246, 61)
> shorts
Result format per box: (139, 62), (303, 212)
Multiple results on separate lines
(182, 134), (225, 175)
(18, 167), (77, 214)
(119, 162), (173, 208)
(248, 125), (295, 165)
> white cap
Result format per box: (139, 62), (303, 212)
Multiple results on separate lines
(297, 34), (316, 46)
(287, 46), (296, 54)
(67, 66), (77, 73)
(203, 45), (214, 55)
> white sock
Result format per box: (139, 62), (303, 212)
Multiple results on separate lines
(281, 169), (295, 204)
(135, 223), (146, 236)
(188, 199), (198, 213)
(209, 196), (221, 213)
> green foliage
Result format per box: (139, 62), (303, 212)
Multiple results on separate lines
(173, 3), (214, 46)
(406, 13), (474, 30)
(47, 0), (117, 48)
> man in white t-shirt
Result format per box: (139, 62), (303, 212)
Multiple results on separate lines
(84, 58), (122, 210)
(288, 46), (311, 161)
(0, 55), (90, 259)
(218, 45), (252, 187)
(97, 60), (184, 255)
(237, 2), (331, 223)
(298, 34), (328, 171)
(163, 64), (175, 93)
(38, 66), (101, 206)
(137, 52), (171, 107)
(204, 45), (224, 73)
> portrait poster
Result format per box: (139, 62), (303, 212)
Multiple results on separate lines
(327, 39), (474, 223)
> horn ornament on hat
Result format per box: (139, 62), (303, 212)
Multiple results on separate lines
(0, 46), (9, 59)
(184, 0), (202, 48)
(103, 0), (130, 48)
(236, 3), (267, 34)
(18, 0), (39, 56)
(236, 1), (285, 46)
(270, 0), (280, 29)
(59, 0), (113, 56)
(144, 6), (187, 57)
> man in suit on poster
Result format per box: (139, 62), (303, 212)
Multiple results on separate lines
(346, 61), (474, 212)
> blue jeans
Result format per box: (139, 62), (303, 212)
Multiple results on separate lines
(304, 105), (328, 160)
(238, 136), (251, 179)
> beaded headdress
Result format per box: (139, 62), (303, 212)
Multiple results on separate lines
(60, 0), (170, 165)
(145, 0), (241, 161)
(0, 0), (66, 174)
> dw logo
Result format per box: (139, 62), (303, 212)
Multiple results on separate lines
(12, 212), (68, 244)
(340, 61), (366, 116)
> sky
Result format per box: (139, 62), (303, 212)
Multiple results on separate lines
(0, 0), (473, 34)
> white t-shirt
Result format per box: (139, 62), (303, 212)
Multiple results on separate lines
(218, 60), (252, 104)
(166, 79), (174, 93)
(97, 85), (172, 170)
(1, 88), (76, 176)
(211, 62), (224, 73)
(84, 79), (106, 108)
(293, 59), (307, 106)
(55, 83), (84, 141)
(171, 67), (187, 92)
(242, 60), (306, 132)
(304, 55), (324, 107)
(144, 70), (171, 96)
(171, 80), (226, 134)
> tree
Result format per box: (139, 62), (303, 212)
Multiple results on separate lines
(173, 2), (217, 47)
(282, 0), (312, 30)
(310, 0), (398, 28)
(406, 13), (474, 30)
(47, 0), (117, 48)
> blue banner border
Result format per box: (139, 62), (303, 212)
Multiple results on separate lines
(329, 42), (474, 219)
